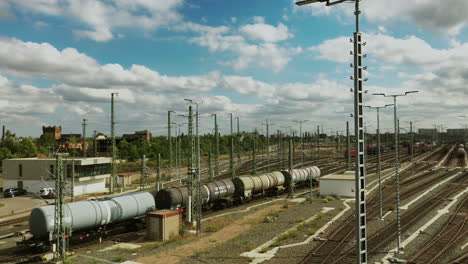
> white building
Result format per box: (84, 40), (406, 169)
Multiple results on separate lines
(320, 171), (355, 198)
(2, 157), (111, 195)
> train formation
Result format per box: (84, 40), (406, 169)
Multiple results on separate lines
(20, 166), (320, 251)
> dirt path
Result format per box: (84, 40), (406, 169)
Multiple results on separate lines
(135, 204), (283, 264)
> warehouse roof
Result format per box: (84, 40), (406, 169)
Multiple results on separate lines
(321, 173), (355, 180)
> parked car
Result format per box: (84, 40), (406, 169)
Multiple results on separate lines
(39, 188), (56, 199)
(4, 188), (27, 198)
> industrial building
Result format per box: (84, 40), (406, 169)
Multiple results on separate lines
(319, 171), (355, 197)
(2, 157), (111, 195)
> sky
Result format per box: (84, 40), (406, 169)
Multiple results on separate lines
(0, 0), (467, 137)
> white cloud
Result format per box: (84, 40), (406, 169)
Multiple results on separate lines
(9, 0), (184, 42)
(294, 0), (468, 36)
(186, 21), (300, 72)
(240, 21), (292, 43)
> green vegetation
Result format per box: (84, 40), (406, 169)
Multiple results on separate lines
(205, 225), (220, 232)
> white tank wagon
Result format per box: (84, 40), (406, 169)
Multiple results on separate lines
(233, 171), (285, 198)
(29, 192), (155, 239)
(282, 166), (321, 188)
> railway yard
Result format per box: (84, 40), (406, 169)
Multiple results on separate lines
(0, 143), (466, 264)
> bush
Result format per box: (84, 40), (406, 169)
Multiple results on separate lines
(260, 247), (269, 253)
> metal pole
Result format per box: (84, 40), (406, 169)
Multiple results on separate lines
(237, 117), (241, 162)
(110, 92), (117, 194)
(195, 104), (202, 235)
(353, 1), (368, 262)
(253, 129), (257, 175)
(230, 113), (235, 178)
(347, 121), (351, 169)
(377, 108), (382, 220)
(208, 149), (213, 182)
(157, 153), (162, 191)
(317, 125), (320, 159)
(410, 121), (414, 179)
(214, 114), (219, 177)
(71, 158), (75, 202)
(288, 139), (294, 198)
(266, 120), (270, 172)
(300, 122), (304, 168)
(187, 106), (195, 224)
(168, 111), (173, 172)
(93, 130), (97, 157)
(82, 119), (87, 158)
(393, 96), (401, 254)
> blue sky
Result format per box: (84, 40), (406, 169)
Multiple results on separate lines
(0, 0), (467, 137)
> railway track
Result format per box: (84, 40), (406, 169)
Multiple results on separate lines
(298, 159), (450, 264)
(307, 170), (467, 264)
(406, 195), (468, 264)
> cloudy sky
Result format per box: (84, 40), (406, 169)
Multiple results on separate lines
(1, 0), (467, 137)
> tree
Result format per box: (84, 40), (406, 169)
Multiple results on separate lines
(18, 137), (37, 157)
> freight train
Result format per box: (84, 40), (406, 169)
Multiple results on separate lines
(156, 166), (320, 209)
(19, 166), (320, 251)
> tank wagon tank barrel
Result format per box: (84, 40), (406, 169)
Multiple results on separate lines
(29, 192), (155, 239)
(156, 179), (235, 209)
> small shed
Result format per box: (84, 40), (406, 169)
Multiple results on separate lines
(320, 171), (355, 198)
(146, 210), (180, 241)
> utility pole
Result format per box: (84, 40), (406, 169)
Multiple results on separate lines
(294, 120), (309, 168)
(317, 125), (320, 159)
(347, 121), (351, 170)
(236, 117), (241, 162)
(211, 114), (219, 177)
(71, 158), (75, 202)
(82, 119), (87, 158)
(253, 129), (257, 175)
(373, 90), (419, 255)
(365, 104), (393, 220)
(157, 153), (162, 191)
(187, 106), (195, 224)
(288, 139), (294, 198)
(168, 111), (174, 174)
(410, 122), (414, 178)
(208, 149), (213, 182)
(277, 130), (282, 168)
(265, 120), (271, 172)
(230, 113), (235, 178)
(110, 92), (118, 194)
(140, 154), (148, 191)
(93, 130), (97, 157)
(53, 154), (67, 262)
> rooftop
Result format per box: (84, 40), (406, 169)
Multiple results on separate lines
(321, 173), (355, 180)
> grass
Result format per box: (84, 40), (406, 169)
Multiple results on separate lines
(111, 255), (124, 262)
(205, 225), (220, 232)
(260, 247), (269, 253)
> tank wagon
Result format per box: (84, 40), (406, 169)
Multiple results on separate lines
(457, 144), (466, 158)
(155, 179), (235, 209)
(156, 166), (321, 209)
(19, 192), (155, 251)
